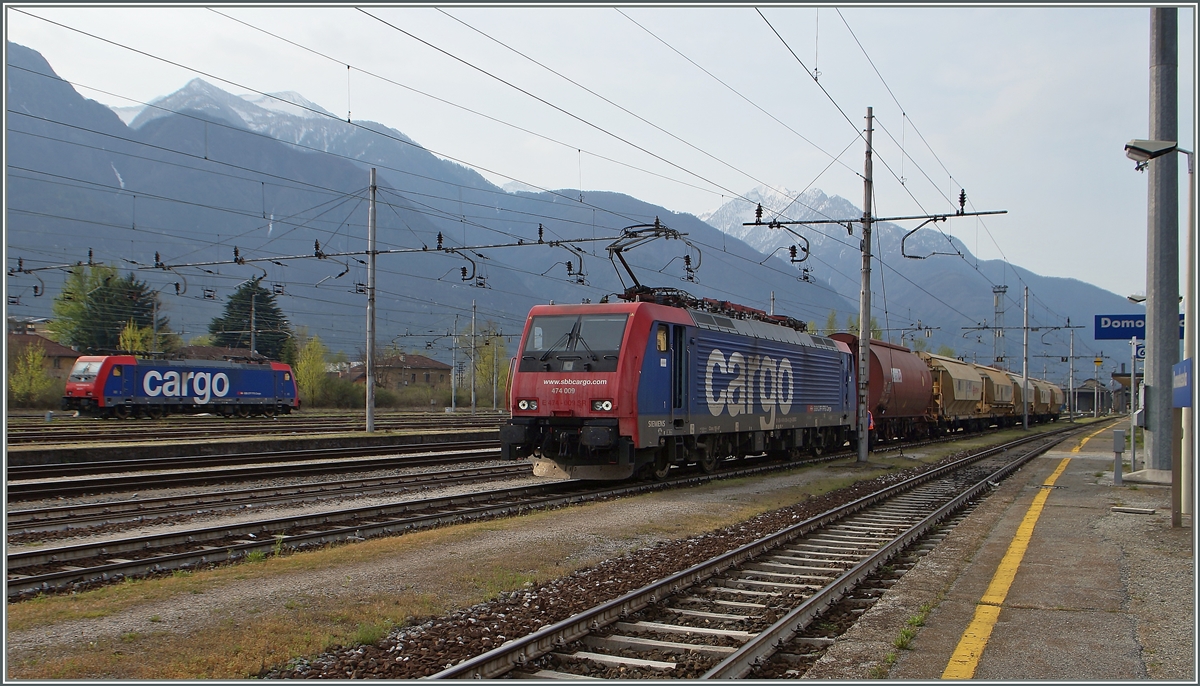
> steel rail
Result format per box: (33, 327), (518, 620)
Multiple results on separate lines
(429, 426), (1077, 679)
(6, 448), (504, 501)
(701, 432), (1059, 677)
(5, 451), (845, 599)
(5, 416), (505, 444)
(7, 439), (499, 480)
(6, 463), (533, 535)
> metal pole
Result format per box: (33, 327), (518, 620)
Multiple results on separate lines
(1144, 6), (1179, 470)
(152, 298), (158, 353)
(856, 107), (874, 463)
(1131, 337), (1138, 470)
(451, 316), (458, 413)
(493, 332), (498, 410)
(1068, 329), (1075, 422)
(250, 290), (256, 355)
(471, 300), (477, 415)
(1182, 151), (1194, 515)
(366, 168), (377, 432)
(1022, 286), (1029, 430)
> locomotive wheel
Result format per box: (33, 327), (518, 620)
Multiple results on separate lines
(650, 454), (672, 481)
(112, 405), (133, 420)
(697, 447), (717, 474)
(145, 405), (164, 420)
(809, 433), (825, 457)
(235, 405), (252, 418)
(262, 404), (277, 418)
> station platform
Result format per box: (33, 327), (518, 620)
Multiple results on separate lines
(807, 420), (1195, 680)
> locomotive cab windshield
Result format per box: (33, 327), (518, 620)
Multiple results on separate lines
(520, 313), (628, 373)
(68, 359), (102, 383)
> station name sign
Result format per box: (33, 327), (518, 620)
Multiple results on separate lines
(1173, 359), (1193, 408)
(1094, 313), (1185, 340)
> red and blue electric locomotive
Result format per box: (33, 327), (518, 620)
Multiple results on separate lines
(62, 355), (299, 419)
(501, 294), (855, 480)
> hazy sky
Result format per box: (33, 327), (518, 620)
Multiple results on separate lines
(5, 3), (1197, 302)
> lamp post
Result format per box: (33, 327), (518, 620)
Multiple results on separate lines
(1125, 140), (1193, 514)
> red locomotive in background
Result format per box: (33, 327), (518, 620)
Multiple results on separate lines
(62, 355), (298, 419)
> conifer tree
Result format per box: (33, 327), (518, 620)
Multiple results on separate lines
(208, 277), (292, 360)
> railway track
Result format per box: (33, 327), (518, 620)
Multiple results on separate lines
(7, 439), (499, 483)
(5, 450), (849, 600)
(6, 423), (1085, 602)
(4, 411), (506, 445)
(6, 462), (533, 539)
(422, 424), (1079, 680)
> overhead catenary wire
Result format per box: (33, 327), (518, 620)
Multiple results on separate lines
(8, 7), (1088, 372)
(205, 7), (723, 203)
(9, 8), (660, 235)
(435, 7), (844, 225)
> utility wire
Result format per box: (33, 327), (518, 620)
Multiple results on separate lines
(616, 7), (860, 181)
(206, 7), (723, 202)
(359, 8), (762, 209)
(9, 7), (652, 229)
(437, 7), (840, 224)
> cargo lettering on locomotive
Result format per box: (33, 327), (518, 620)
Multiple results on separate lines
(142, 370), (231, 404)
(704, 348), (794, 417)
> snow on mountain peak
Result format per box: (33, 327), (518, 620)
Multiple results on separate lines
(239, 91), (335, 119)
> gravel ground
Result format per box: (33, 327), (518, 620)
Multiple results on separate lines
(17, 433), (1178, 681)
(5, 459), (901, 667)
(6, 458), (537, 550)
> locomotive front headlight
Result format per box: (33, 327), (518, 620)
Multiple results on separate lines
(517, 399), (538, 411)
(592, 399), (614, 412)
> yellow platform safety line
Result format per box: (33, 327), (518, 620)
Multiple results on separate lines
(1072, 422), (1118, 453)
(942, 457), (1072, 679)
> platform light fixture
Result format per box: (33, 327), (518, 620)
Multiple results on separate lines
(1123, 137), (1194, 524)
(1125, 139), (1180, 170)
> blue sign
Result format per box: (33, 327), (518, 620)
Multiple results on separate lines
(1173, 359), (1193, 408)
(1095, 313), (1185, 340)
(1135, 343), (1146, 359)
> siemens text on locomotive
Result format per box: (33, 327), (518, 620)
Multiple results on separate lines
(501, 292), (1062, 481)
(62, 355), (299, 419)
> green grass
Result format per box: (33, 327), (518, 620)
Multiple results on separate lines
(893, 626), (917, 649)
(868, 652), (898, 679)
(351, 621), (390, 648)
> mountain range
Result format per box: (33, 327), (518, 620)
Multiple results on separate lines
(5, 41), (1140, 384)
